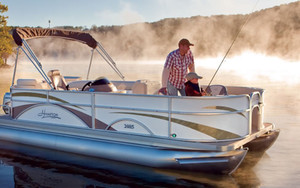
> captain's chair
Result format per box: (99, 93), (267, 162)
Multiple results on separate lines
(47, 69), (68, 90)
(206, 85), (228, 96)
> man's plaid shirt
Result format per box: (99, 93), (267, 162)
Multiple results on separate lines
(164, 49), (194, 89)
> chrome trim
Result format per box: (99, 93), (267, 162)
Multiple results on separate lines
(91, 93), (96, 129)
(20, 43), (53, 89)
(86, 49), (94, 80)
(176, 158), (229, 164)
(96, 43), (125, 80)
(11, 46), (20, 87)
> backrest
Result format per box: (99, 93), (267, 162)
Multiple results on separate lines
(47, 69), (68, 90)
(132, 80), (147, 94)
(206, 85), (228, 96)
(14, 79), (45, 89)
(111, 81), (135, 90)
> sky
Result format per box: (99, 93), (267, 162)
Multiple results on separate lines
(1, 0), (298, 28)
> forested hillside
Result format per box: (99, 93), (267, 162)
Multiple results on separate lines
(26, 1), (300, 61)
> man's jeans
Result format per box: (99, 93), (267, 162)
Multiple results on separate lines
(167, 81), (186, 96)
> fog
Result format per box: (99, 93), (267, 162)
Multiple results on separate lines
(196, 51), (300, 85)
(3, 50), (299, 88)
(22, 1), (299, 63)
(3, 1), (299, 85)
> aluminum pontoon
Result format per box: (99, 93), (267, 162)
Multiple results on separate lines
(0, 28), (279, 174)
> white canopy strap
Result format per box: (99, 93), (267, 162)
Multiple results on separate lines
(86, 49), (95, 80)
(20, 39), (54, 89)
(11, 46), (20, 87)
(96, 42), (125, 80)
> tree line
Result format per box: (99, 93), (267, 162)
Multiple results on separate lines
(0, 2), (13, 66)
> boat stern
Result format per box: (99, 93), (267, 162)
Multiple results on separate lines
(2, 92), (11, 114)
(174, 148), (248, 174)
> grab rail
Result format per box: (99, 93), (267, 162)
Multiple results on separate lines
(11, 95), (251, 116)
(0, 104), (10, 115)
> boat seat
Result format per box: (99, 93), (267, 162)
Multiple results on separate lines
(47, 69), (68, 90)
(14, 79), (46, 89)
(206, 85), (228, 96)
(131, 80), (161, 95)
(132, 80), (147, 94)
(111, 81), (135, 91)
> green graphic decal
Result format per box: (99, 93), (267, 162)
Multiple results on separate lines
(113, 112), (240, 140)
(204, 106), (246, 118)
(12, 92), (83, 109)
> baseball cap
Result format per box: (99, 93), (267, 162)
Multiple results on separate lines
(179, 38), (194, 46)
(186, 72), (203, 81)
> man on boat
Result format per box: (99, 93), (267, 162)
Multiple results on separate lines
(159, 38), (195, 96)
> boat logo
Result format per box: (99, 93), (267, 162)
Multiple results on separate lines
(38, 110), (61, 119)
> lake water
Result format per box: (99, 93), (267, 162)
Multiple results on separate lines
(0, 53), (300, 187)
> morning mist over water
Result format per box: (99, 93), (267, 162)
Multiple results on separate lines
(6, 1), (297, 85)
(3, 50), (300, 86)
(26, 1), (300, 62)
(11, 1), (297, 87)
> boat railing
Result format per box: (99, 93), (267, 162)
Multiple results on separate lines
(10, 93), (251, 115)
(10, 87), (264, 141)
(249, 91), (264, 134)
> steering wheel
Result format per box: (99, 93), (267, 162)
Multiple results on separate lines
(81, 81), (92, 91)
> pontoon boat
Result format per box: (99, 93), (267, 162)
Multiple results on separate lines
(0, 28), (279, 174)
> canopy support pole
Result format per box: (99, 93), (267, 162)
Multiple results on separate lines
(96, 42), (125, 80)
(11, 46), (20, 87)
(23, 40), (42, 69)
(21, 40), (53, 89)
(86, 49), (95, 80)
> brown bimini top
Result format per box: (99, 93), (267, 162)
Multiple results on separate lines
(12, 27), (98, 49)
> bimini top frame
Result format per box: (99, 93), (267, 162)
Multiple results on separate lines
(11, 28), (125, 89)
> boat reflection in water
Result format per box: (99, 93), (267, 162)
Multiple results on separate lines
(0, 141), (264, 187)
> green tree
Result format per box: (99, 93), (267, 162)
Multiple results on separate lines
(0, 2), (13, 66)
